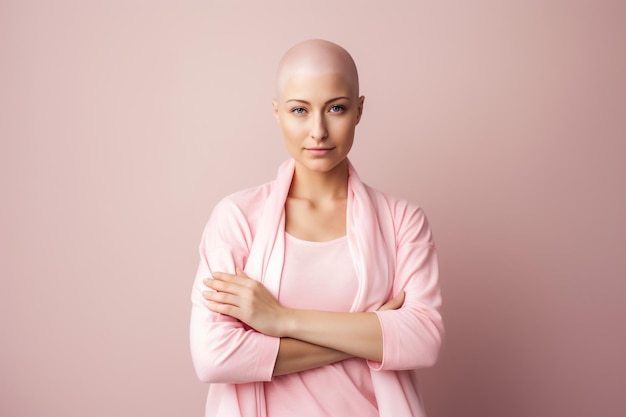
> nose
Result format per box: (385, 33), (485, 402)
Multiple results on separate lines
(310, 113), (328, 141)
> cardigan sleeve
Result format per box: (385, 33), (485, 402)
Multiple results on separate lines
(190, 197), (280, 384)
(369, 202), (444, 371)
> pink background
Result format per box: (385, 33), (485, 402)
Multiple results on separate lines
(2, 1), (625, 416)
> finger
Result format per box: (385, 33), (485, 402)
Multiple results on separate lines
(204, 278), (239, 294)
(236, 268), (257, 283)
(212, 271), (236, 280)
(379, 291), (405, 311)
(202, 289), (239, 306)
(391, 291), (406, 309)
(205, 300), (239, 317)
(213, 271), (250, 285)
(391, 291), (406, 308)
(210, 272), (242, 287)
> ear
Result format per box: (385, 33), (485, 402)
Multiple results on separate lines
(355, 96), (365, 125)
(272, 98), (280, 123)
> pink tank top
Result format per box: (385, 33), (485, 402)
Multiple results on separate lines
(264, 233), (378, 417)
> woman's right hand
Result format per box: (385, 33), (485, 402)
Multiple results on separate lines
(378, 291), (405, 311)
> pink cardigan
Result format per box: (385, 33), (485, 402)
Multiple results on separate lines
(190, 159), (443, 416)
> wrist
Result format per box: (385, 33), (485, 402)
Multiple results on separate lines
(280, 307), (297, 338)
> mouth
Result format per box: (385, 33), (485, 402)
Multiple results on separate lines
(305, 147), (335, 156)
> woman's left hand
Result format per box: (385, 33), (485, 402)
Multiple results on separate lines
(203, 268), (287, 337)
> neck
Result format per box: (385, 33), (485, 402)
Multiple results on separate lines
(289, 159), (349, 203)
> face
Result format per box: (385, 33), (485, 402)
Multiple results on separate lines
(273, 72), (364, 175)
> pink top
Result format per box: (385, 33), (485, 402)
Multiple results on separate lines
(190, 159), (443, 417)
(264, 233), (378, 417)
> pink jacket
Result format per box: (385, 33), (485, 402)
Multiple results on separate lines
(190, 159), (443, 416)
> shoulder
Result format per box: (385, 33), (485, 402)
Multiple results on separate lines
(208, 180), (275, 229)
(201, 180), (275, 248)
(216, 181), (274, 213)
(364, 183), (424, 220)
(363, 183), (433, 243)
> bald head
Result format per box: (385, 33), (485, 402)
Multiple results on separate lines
(275, 39), (359, 100)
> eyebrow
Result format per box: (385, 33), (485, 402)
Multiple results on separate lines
(285, 97), (352, 105)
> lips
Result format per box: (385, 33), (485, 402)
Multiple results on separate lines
(305, 147), (334, 156)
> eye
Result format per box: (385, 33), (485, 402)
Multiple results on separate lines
(291, 107), (306, 115)
(329, 104), (345, 113)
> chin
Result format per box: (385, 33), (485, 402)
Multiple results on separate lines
(294, 156), (348, 174)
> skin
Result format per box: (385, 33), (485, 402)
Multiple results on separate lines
(203, 40), (404, 376)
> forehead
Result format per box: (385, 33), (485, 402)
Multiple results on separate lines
(281, 71), (355, 102)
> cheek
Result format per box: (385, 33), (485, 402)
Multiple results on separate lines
(332, 120), (356, 140)
(280, 119), (306, 139)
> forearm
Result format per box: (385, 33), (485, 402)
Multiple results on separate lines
(204, 270), (394, 364)
(281, 309), (383, 362)
(273, 338), (352, 376)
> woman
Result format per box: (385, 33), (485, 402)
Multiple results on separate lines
(190, 39), (443, 417)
